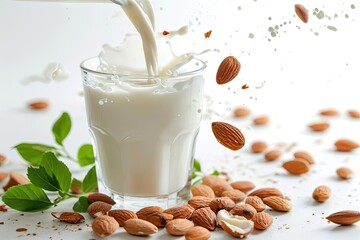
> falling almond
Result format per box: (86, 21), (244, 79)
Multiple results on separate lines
(211, 122), (245, 151)
(216, 56), (241, 85)
(294, 4), (309, 23)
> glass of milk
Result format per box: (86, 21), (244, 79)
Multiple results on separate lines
(81, 56), (206, 209)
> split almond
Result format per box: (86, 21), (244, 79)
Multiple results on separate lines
(252, 212), (273, 230)
(123, 218), (158, 236)
(230, 181), (255, 193)
(294, 151), (314, 164)
(233, 107), (251, 118)
(2, 172), (29, 191)
(294, 4), (309, 23)
(202, 175), (233, 197)
(348, 110), (360, 119)
(211, 122), (245, 151)
(88, 201), (112, 218)
(185, 226), (211, 240)
(209, 197), (236, 213)
(230, 204), (257, 220)
(191, 184), (215, 199)
(108, 209), (137, 226)
(308, 122), (329, 132)
(251, 141), (267, 153)
(188, 196), (212, 210)
(335, 139), (359, 152)
(164, 205), (194, 219)
(312, 185), (331, 203)
(192, 207), (217, 231)
(221, 189), (245, 203)
(320, 108), (338, 116)
(217, 210), (254, 238)
(92, 215), (119, 237)
(265, 150), (282, 161)
(51, 212), (85, 224)
(216, 56), (241, 85)
(166, 219), (194, 236)
(336, 167), (354, 180)
(263, 196), (292, 212)
(326, 210), (360, 225)
(87, 192), (116, 205)
(245, 196), (266, 212)
(282, 158), (310, 175)
(248, 187), (283, 199)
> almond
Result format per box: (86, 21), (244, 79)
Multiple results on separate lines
(136, 206), (163, 220)
(217, 210), (254, 238)
(252, 212), (273, 230)
(108, 209), (137, 226)
(209, 197), (236, 213)
(245, 196), (266, 212)
(221, 189), (246, 203)
(312, 185), (331, 203)
(166, 219), (194, 236)
(263, 196), (292, 212)
(336, 167), (354, 180)
(87, 192), (116, 205)
(0, 154), (6, 165)
(233, 107), (251, 118)
(142, 212), (173, 227)
(230, 181), (255, 193)
(320, 108), (338, 116)
(123, 218), (158, 236)
(0, 172), (9, 184)
(191, 184), (215, 199)
(252, 115), (269, 126)
(248, 187), (283, 199)
(251, 141), (267, 153)
(51, 212), (85, 224)
(202, 175), (233, 197)
(185, 226), (211, 240)
(211, 122), (245, 151)
(264, 150), (282, 161)
(0, 204), (7, 212)
(92, 215), (119, 237)
(326, 210), (360, 225)
(70, 179), (82, 194)
(192, 207), (217, 231)
(230, 204), (257, 220)
(348, 110), (360, 119)
(308, 122), (329, 132)
(216, 56), (241, 85)
(294, 4), (309, 23)
(28, 101), (49, 110)
(2, 172), (29, 191)
(164, 205), (194, 219)
(282, 158), (310, 175)
(188, 196), (212, 210)
(88, 201), (112, 218)
(293, 151), (314, 164)
(335, 139), (359, 152)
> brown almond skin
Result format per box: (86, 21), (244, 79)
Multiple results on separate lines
(192, 207), (217, 231)
(28, 101), (49, 110)
(2, 172), (29, 191)
(252, 212), (273, 230)
(230, 181), (255, 193)
(312, 185), (331, 203)
(88, 201), (112, 218)
(221, 189), (245, 203)
(185, 226), (211, 240)
(51, 212), (85, 224)
(282, 159), (310, 175)
(251, 141), (267, 153)
(348, 110), (360, 119)
(308, 122), (329, 132)
(87, 193), (116, 205)
(209, 197), (235, 213)
(264, 150), (282, 161)
(245, 196), (266, 212)
(233, 107), (251, 118)
(320, 109), (338, 116)
(211, 122), (245, 151)
(123, 218), (158, 236)
(326, 210), (360, 225)
(188, 196), (212, 210)
(263, 196), (292, 212)
(252, 115), (269, 125)
(230, 204), (257, 220)
(166, 219), (194, 236)
(136, 206), (163, 220)
(191, 184), (215, 199)
(248, 187), (283, 199)
(335, 139), (359, 152)
(295, 4), (309, 23)
(92, 215), (119, 237)
(336, 167), (354, 179)
(294, 151), (314, 164)
(108, 209), (137, 226)
(143, 212), (173, 227)
(202, 175), (233, 197)
(164, 205), (194, 219)
(216, 56), (241, 85)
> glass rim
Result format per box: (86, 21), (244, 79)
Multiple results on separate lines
(80, 56), (207, 80)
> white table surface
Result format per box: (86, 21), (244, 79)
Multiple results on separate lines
(1, 0), (360, 239)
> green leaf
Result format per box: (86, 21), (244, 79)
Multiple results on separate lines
(82, 166), (97, 193)
(2, 184), (53, 212)
(211, 170), (220, 176)
(77, 144), (95, 167)
(41, 152), (72, 192)
(193, 159), (201, 172)
(191, 178), (202, 187)
(27, 166), (60, 191)
(52, 112), (71, 145)
(13, 143), (56, 165)
(73, 196), (90, 213)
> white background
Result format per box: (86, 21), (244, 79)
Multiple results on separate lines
(0, 0), (360, 239)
